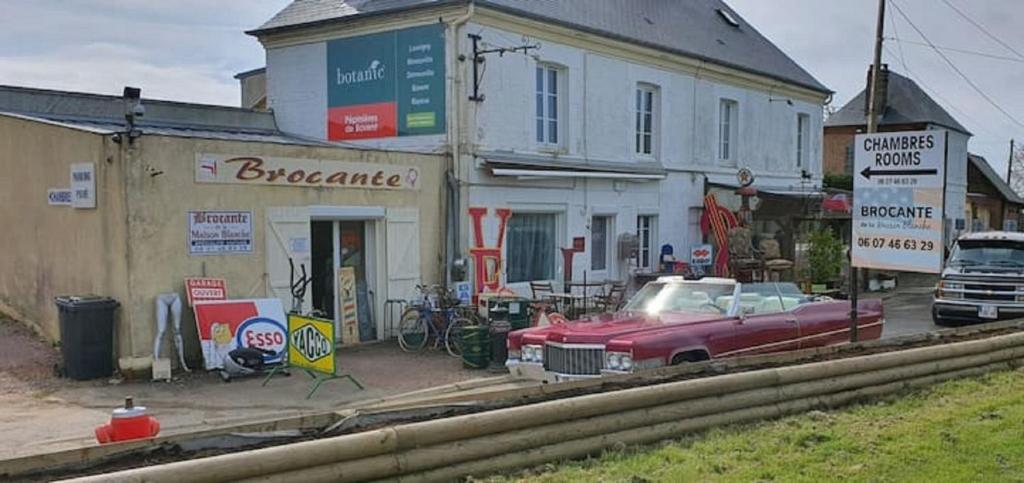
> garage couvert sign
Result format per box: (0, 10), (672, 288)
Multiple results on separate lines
(327, 24), (446, 140)
(195, 153), (421, 190)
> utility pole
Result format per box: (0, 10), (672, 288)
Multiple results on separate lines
(851, 0), (886, 343)
(1008, 139), (1015, 184)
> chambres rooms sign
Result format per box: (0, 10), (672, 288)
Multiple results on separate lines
(194, 153), (421, 191)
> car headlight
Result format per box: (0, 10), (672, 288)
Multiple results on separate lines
(938, 281), (963, 299)
(605, 351), (633, 371)
(522, 345), (544, 363)
(607, 353), (621, 370)
(620, 355), (633, 371)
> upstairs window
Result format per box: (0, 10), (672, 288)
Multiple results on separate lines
(635, 84), (658, 156)
(797, 113), (810, 168)
(535, 65), (561, 146)
(719, 99), (738, 166)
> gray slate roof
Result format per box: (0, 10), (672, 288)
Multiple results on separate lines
(0, 84), (328, 146)
(250, 0), (829, 94)
(969, 153), (1024, 205)
(825, 70), (970, 135)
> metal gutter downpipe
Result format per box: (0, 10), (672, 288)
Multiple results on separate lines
(444, 2), (474, 288)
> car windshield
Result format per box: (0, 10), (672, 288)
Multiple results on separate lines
(949, 240), (1024, 268)
(737, 282), (813, 315)
(622, 281), (737, 315)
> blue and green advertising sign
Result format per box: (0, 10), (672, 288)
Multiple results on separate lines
(327, 24), (446, 140)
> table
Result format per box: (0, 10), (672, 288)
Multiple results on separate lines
(544, 293), (590, 319)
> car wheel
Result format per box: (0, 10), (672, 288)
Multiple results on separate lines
(671, 350), (710, 365)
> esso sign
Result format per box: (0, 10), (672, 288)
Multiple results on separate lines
(235, 317), (287, 359)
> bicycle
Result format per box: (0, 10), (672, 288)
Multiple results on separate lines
(398, 284), (478, 357)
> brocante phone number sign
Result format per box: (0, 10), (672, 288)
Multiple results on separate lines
(852, 130), (947, 273)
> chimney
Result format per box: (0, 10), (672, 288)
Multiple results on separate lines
(863, 64), (889, 123)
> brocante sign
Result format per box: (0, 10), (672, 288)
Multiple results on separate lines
(194, 153), (421, 191)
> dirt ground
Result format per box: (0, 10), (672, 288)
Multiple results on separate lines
(0, 316), (493, 460)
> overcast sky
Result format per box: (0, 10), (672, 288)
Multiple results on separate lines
(2, 0), (1022, 176)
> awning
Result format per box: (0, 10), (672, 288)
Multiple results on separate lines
(708, 181), (825, 198)
(489, 168), (665, 180)
(479, 151), (667, 181)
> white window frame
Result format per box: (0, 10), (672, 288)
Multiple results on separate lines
(636, 215), (658, 271)
(505, 210), (563, 284)
(719, 99), (738, 166)
(590, 215), (613, 272)
(635, 84), (659, 158)
(535, 64), (564, 148)
(797, 113), (810, 169)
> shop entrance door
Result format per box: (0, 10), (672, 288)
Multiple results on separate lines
(268, 206), (420, 343)
(308, 218), (378, 343)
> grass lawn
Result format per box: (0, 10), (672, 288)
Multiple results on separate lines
(492, 369), (1024, 482)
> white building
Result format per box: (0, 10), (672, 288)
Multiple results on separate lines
(249, 0), (831, 294)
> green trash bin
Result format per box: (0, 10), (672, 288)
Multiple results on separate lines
(461, 325), (491, 369)
(55, 296), (119, 380)
(487, 297), (531, 331)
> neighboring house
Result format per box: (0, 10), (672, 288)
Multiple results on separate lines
(248, 0), (831, 292)
(824, 65), (970, 246)
(234, 67), (267, 110)
(966, 153), (1023, 232)
(0, 84), (445, 367)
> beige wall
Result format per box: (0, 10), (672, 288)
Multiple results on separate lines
(0, 116), (131, 346)
(121, 136), (445, 363)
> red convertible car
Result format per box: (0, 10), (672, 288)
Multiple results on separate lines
(506, 277), (884, 382)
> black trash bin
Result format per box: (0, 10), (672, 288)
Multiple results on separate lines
(489, 320), (511, 367)
(55, 296), (119, 380)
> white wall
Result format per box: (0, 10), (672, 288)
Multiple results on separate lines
(945, 128), (969, 243)
(461, 23), (824, 178)
(267, 42), (327, 140)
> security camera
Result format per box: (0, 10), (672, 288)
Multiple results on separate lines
(131, 103), (145, 118)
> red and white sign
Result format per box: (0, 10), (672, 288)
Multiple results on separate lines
(184, 278), (227, 307)
(193, 299), (287, 370)
(690, 244), (714, 266)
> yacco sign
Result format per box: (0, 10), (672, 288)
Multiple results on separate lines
(852, 130), (947, 274)
(288, 313), (336, 376)
(326, 24), (446, 141)
(194, 153), (421, 191)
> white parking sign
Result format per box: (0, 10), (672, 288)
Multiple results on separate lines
(852, 130), (946, 273)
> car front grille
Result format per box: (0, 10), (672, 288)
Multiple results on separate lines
(543, 344), (604, 376)
(964, 284), (1016, 302)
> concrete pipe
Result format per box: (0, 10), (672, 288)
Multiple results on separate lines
(402, 361), (1017, 483)
(65, 332), (1024, 483)
(238, 348), (1024, 483)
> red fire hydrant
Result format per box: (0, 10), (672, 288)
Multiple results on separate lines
(95, 396), (160, 444)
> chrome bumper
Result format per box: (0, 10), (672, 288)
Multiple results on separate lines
(505, 359), (605, 382)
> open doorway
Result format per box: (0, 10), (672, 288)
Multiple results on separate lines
(311, 221), (335, 319)
(338, 221), (374, 341)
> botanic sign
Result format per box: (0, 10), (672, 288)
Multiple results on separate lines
(326, 24), (445, 140)
(852, 130), (947, 273)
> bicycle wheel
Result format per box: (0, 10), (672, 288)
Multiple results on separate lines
(398, 308), (429, 352)
(444, 317), (475, 358)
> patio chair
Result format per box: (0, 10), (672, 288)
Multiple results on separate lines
(727, 226), (763, 282)
(595, 282), (626, 313)
(759, 239), (794, 282)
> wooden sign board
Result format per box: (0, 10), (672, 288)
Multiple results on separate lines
(339, 267), (360, 345)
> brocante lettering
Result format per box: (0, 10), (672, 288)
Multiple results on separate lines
(224, 157), (403, 188)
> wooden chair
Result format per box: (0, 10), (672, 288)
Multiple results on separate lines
(759, 239), (794, 282)
(727, 226), (763, 282)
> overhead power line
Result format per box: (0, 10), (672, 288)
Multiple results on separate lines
(889, 0), (1024, 130)
(886, 37), (1024, 64)
(940, 0), (1024, 61)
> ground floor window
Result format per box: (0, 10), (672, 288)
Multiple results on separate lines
(591, 216), (611, 271)
(507, 213), (557, 283)
(637, 215), (657, 269)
